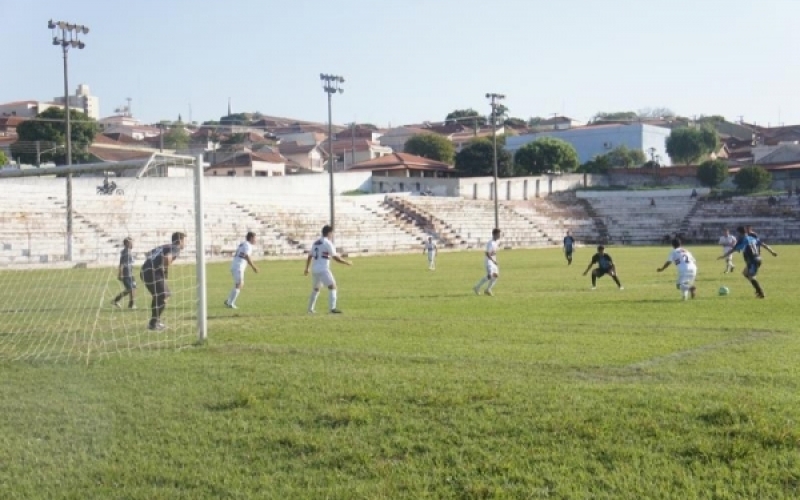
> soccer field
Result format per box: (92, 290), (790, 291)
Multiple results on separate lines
(1, 245), (799, 499)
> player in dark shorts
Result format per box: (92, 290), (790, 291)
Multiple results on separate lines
(719, 226), (777, 298)
(141, 232), (186, 330)
(563, 231), (575, 265)
(583, 245), (623, 290)
(112, 237), (136, 309)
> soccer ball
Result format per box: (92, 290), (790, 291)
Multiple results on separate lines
(718, 286), (730, 296)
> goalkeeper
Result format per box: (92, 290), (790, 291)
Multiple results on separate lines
(141, 232), (185, 331)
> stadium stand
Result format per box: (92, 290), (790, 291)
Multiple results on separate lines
(684, 194), (800, 243)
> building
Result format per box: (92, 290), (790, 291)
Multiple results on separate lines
(378, 126), (430, 153)
(0, 100), (83, 119)
(348, 152), (457, 194)
(505, 123), (672, 166)
(52, 84), (100, 120)
(326, 139), (392, 170)
(529, 115), (584, 131)
(99, 114), (161, 140)
(205, 151), (286, 177)
(278, 141), (326, 172)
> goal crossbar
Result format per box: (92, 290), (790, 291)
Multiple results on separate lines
(0, 153), (197, 179)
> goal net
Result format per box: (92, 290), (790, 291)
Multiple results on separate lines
(0, 153), (207, 362)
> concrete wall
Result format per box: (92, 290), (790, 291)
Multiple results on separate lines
(608, 166), (701, 187)
(369, 173), (606, 199)
(576, 188), (709, 199)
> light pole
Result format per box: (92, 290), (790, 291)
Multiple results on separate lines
(486, 93), (505, 229)
(49, 19), (89, 261)
(320, 73), (344, 228)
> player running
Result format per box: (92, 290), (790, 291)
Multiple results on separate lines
(423, 236), (438, 270)
(563, 231), (576, 265)
(141, 232), (186, 331)
(473, 228), (501, 296)
(304, 225), (352, 314)
(225, 231), (259, 309)
(657, 237), (697, 300)
(719, 226), (777, 298)
(718, 229), (737, 273)
(583, 245), (624, 290)
(112, 237), (136, 309)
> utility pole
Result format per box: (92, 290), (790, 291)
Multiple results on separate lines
(49, 19), (88, 262)
(486, 93), (506, 230)
(351, 122), (356, 167)
(320, 73), (344, 228)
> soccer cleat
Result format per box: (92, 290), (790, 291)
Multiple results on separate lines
(307, 309), (315, 315)
(224, 300), (237, 309)
(330, 309), (343, 314)
(590, 286), (597, 290)
(619, 287), (624, 291)
(148, 322), (166, 331)
(112, 301), (121, 309)
(484, 290), (494, 296)
(129, 304), (137, 310)
(473, 286), (480, 295)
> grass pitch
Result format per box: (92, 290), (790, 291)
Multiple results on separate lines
(1, 245), (799, 499)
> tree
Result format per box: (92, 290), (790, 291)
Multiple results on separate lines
(163, 123), (190, 150)
(528, 117), (546, 127)
(594, 111), (638, 122)
(12, 107), (98, 165)
(696, 159), (729, 188)
(665, 126), (718, 165)
(514, 137), (579, 175)
(733, 166), (772, 193)
(503, 117), (527, 129)
(454, 137), (513, 177)
(404, 133), (455, 164)
(579, 154), (612, 174)
(445, 108), (486, 127)
(220, 133), (249, 146)
(0, 150), (7, 165)
(605, 145), (646, 168)
(637, 107), (676, 119)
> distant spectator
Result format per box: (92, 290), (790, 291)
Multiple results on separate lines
(650, 198), (656, 207)
(768, 195), (778, 207)
(691, 188), (698, 198)
(795, 186), (800, 196)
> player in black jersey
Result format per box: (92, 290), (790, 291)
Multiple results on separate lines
(583, 245), (623, 290)
(141, 232), (186, 330)
(563, 231), (575, 265)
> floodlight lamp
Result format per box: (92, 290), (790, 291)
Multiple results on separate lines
(320, 73), (325, 80)
(338, 89), (344, 94)
(77, 41), (85, 49)
(48, 20), (56, 29)
(80, 26), (89, 34)
(338, 77), (345, 83)
(52, 37), (59, 45)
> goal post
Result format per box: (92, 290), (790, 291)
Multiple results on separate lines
(0, 153), (207, 362)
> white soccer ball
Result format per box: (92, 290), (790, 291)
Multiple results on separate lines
(718, 286), (730, 296)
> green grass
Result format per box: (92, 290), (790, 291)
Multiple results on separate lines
(1, 246), (799, 499)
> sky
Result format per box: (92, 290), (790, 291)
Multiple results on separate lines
(4, 0), (800, 128)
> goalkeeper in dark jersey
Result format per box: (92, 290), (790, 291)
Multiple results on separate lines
(141, 232), (185, 330)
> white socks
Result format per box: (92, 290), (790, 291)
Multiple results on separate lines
(227, 288), (240, 306)
(475, 277), (489, 290)
(329, 289), (338, 311)
(487, 278), (497, 292)
(308, 290), (320, 312)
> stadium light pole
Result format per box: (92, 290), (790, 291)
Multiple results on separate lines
(486, 93), (505, 230)
(49, 19), (89, 261)
(321, 73), (344, 228)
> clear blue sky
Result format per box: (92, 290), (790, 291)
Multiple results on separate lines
(5, 0), (800, 127)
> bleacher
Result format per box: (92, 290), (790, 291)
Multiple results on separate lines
(578, 191), (700, 245)
(685, 195), (800, 243)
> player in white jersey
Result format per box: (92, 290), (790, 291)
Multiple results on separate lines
(225, 231), (259, 309)
(473, 228), (501, 296)
(657, 237), (697, 300)
(422, 236), (438, 270)
(718, 228), (737, 273)
(304, 225), (352, 314)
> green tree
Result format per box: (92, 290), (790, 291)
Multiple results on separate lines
(503, 117), (527, 129)
(163, 123), (190, 150)
(696, 159), (729, 188)
(528, 117), (546, 127)
(733, 166), (772, 193)
(220, 133), (249, 146)
(579, 155), (613, 174)
(454, 137), (513, 177)
(594, 111), (638, 121)
(445, 108), (486, 127)
(665, 126), (718, 165)
(12, 107), (98, 165)
(605, 145), (646, 168)
(514, 137), (579, 175)
(0, 150), (8, 165)
(404, 133), (455, 164)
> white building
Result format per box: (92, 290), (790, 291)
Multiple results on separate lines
(53, 84), (99, 120)
(0, 100), (82, 119)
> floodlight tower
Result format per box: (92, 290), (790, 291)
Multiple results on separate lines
(486, 93), (506, 229)
(320, 74), (345, 227)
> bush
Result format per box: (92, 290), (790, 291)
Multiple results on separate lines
(733, 166), (772, 193)
(696, 159), (728, 188)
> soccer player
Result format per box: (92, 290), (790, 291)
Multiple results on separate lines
(718, 229), (737, 273)
(473, 228), (501, 296)
(563, 230), (576, 265)
(304, 225), (352, 314)
(583, 245), (624, 290)
(112, 237), (136, 309)
(719, 226), (777, 298)
(657, 237), (697, 300)
(224, 231), (259, 309)
(422, 236), (438, 270)
(141, 232), (186, 330)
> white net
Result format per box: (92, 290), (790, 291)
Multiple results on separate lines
(0, 155), (203, 362)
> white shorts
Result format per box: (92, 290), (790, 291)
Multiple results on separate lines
(677, 267), (697, 287)
(427, 251), (436, 262)
(312, 270), (336, 289)
(231, 267), (245, 286)
(485, 262), (499, 277)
